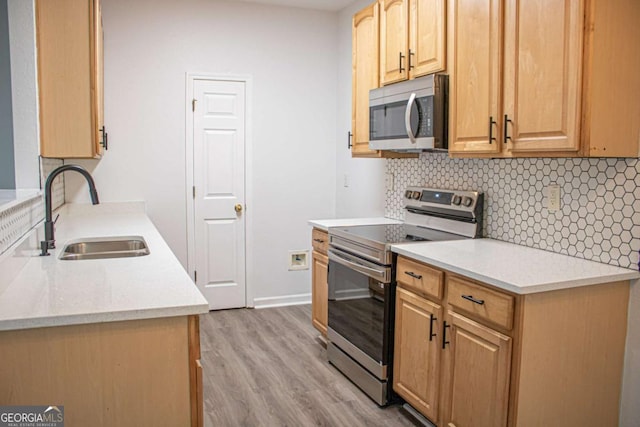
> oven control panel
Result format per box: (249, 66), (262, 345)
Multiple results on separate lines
(404, 187), (482, 212)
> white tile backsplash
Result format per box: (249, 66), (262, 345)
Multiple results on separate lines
(40, 157), (65, 210)
(0, 195), (43, 256)
(386, 154), (640, 270)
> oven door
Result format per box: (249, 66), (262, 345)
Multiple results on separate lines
(327, 248), (394, 380)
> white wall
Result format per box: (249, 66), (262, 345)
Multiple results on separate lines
(1, 0), (15, 189)
(7, 0), (39, 189)
(65, 0), (337, 305)
(335, 0), (386, 217)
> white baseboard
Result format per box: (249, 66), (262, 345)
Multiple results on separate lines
(252, 293), (311, 309)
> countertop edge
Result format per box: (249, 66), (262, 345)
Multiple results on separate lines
(308, 217), (402, 231)
(0, 303), (210, 332)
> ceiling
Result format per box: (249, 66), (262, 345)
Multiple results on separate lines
(233, 0), (355, 12)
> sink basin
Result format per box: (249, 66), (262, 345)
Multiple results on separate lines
(59, 236), (150, 260)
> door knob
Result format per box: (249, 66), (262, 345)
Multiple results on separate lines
(235, 204), (243, 213)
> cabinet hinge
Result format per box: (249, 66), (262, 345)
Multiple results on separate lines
(194, 270), (197, 282)
(192, 98), (197, 111)
(192, 186), (195, 199)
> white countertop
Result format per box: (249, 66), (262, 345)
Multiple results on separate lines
(0, 203), (209, 331)
(392, 238), (640, 294)
(308, 217), (401, 231)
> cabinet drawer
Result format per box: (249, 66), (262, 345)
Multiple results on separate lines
(447, 275), (514, 330)
(396, 256), (443, 300)
(312, 228), (328, 255)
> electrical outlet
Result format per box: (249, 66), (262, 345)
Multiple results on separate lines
(386, 173), (394, 191)
(547, 185), (561, 211)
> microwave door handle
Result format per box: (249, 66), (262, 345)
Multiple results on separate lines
(405, 93), (417, 143)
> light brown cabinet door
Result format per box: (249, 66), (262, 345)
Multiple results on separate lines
(502, 0), (584, 153)
(311, 251), (328, 336)
(93, 0), (105, 157)
(448, 0), (502, 155)
(352, 2), (381, 157)
(380, 0), (409, 85)
(36, 0), (104, 158)
(442, 311), (512, 427)
(394, 287), (442, 423)
(409, 0), (446, 78)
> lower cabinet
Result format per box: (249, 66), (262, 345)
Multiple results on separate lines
(312, 250), (328, 336)
(393, 287), (442, 421)
(311, 228), (329, 336)
(393, 255), (629, 427)
(441, 311), (512, 427)
(0, 315), (203, 427)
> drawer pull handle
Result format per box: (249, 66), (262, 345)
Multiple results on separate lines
(442, 321), (450, 349)
(429, 314), (437, 341)
(405, 271), (422, 280)
(313, 239), (325, 243)
(461, 294), (485, 305)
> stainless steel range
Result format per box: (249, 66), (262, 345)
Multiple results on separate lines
(326, 187), (483, 406)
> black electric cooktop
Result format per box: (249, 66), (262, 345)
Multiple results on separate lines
(332, 223), (466, 246)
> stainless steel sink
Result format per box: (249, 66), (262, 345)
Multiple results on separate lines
(59, 236), (150, 260)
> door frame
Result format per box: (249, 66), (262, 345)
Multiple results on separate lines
(185, 73), (254, 308)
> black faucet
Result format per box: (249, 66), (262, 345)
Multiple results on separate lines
(40, 165), (99, 256)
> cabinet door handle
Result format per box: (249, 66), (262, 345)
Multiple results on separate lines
(408, 49), (414, 70)
(99, 126), (108, 150)
(504, 114), (513, 144)
(399, 52), (405, 73)
(404, 271), (422, 280)
(461, 294), (485, 305)
(313, 239), (324, 243)
(442, 321), (450, 349)
(489, 116), (497, 144)
(347, 131), (353, 149)
(429, 314), (437, 341)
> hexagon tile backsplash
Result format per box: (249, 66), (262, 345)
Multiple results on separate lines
(386, 153), (640, 270)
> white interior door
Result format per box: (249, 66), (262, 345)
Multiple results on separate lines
(192, 79), (246, 310)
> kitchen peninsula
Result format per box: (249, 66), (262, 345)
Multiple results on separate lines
(0, 202), (208, 427)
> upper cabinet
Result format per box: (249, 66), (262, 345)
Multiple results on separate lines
(449, 0), (640, 158)
(380, 0), (446, 86)
(502, 0), (583, 154)
(380, 0), (408, 84)
(410, 0), (447, 78)
(36, 0), (106, 159)
(447, 0), (502, 155)
(351, 2), (417, 158)
(352, 2), (382, 157)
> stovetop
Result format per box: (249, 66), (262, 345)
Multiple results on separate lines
(328, 187), (483, 265)
(331, 223), (467, 247)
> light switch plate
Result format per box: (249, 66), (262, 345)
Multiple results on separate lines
(386, 173), (394, 191)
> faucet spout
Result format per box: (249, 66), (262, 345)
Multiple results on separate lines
(40, 164), (100, 256)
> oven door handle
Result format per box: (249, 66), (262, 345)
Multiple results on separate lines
(328, 249), (389, 282)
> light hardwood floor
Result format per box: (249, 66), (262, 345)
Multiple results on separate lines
(200, 304), (417, 427)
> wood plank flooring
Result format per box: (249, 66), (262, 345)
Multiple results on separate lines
(199, 304), (417, 427)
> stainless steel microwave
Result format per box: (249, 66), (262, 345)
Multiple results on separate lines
(369, 74), (447, 151)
